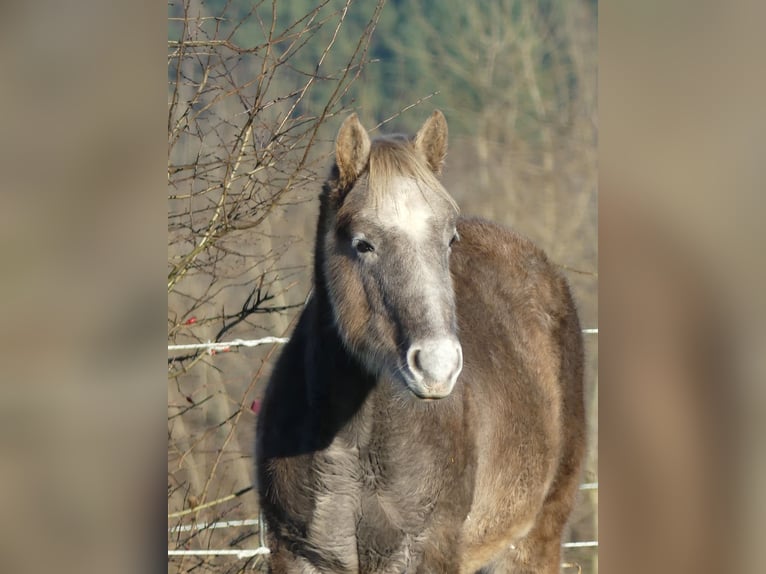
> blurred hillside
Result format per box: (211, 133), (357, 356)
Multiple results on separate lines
(168, 1), (596, 572)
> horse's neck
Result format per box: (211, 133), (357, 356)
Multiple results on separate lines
(300, 289), (377, 444)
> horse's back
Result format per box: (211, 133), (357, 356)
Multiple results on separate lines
(451, 217), (585, 570)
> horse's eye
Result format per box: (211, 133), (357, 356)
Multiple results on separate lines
(449, 231), (460, 247)
(352, 237), (375, 254)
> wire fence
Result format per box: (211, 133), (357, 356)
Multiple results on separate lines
(168, 329), (597, 356)
(167, 337), (289, 354)
(168, 484), (598, 559)
(168, 331), (598, 564)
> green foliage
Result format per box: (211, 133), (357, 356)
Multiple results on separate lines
(171, 0), (595, 139)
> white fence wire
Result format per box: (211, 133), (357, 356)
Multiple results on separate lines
(168, 329), (597, 355)
(168, 336), (289, 353)
(168, 484), (598, 559)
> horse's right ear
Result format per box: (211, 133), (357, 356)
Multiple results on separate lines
(335, 113), (371, 189)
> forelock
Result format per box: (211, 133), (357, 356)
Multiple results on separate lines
(367, 137), (458, 214)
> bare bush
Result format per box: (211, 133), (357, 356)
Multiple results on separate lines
(168, 1), (385, 571)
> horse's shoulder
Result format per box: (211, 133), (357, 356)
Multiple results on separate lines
(452, 217), (576, 332)
(455, 217), (550, 268)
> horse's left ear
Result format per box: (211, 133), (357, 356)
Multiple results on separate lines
(414, 110), (448, 175)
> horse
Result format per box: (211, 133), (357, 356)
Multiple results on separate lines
(256, 110), (586, 573)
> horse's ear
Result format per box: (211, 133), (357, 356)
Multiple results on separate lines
(414, 110), (448, 175)
(335, 113), (371, 188)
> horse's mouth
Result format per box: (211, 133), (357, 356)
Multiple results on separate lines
(400, 372), (457, 400)
(411, 390), (449, 401)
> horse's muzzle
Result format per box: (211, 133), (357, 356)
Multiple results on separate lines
(404, 337), (463, 399)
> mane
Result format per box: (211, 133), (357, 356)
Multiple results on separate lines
(366, 135), (459, 213)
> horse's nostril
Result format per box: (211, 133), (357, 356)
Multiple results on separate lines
(411, 349), (423, 371)
(406, 346), (425, 382)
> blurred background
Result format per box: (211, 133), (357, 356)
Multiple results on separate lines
(166, 1), (597, 572)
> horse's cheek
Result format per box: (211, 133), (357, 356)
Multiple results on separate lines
(330, 256), (370, 345)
